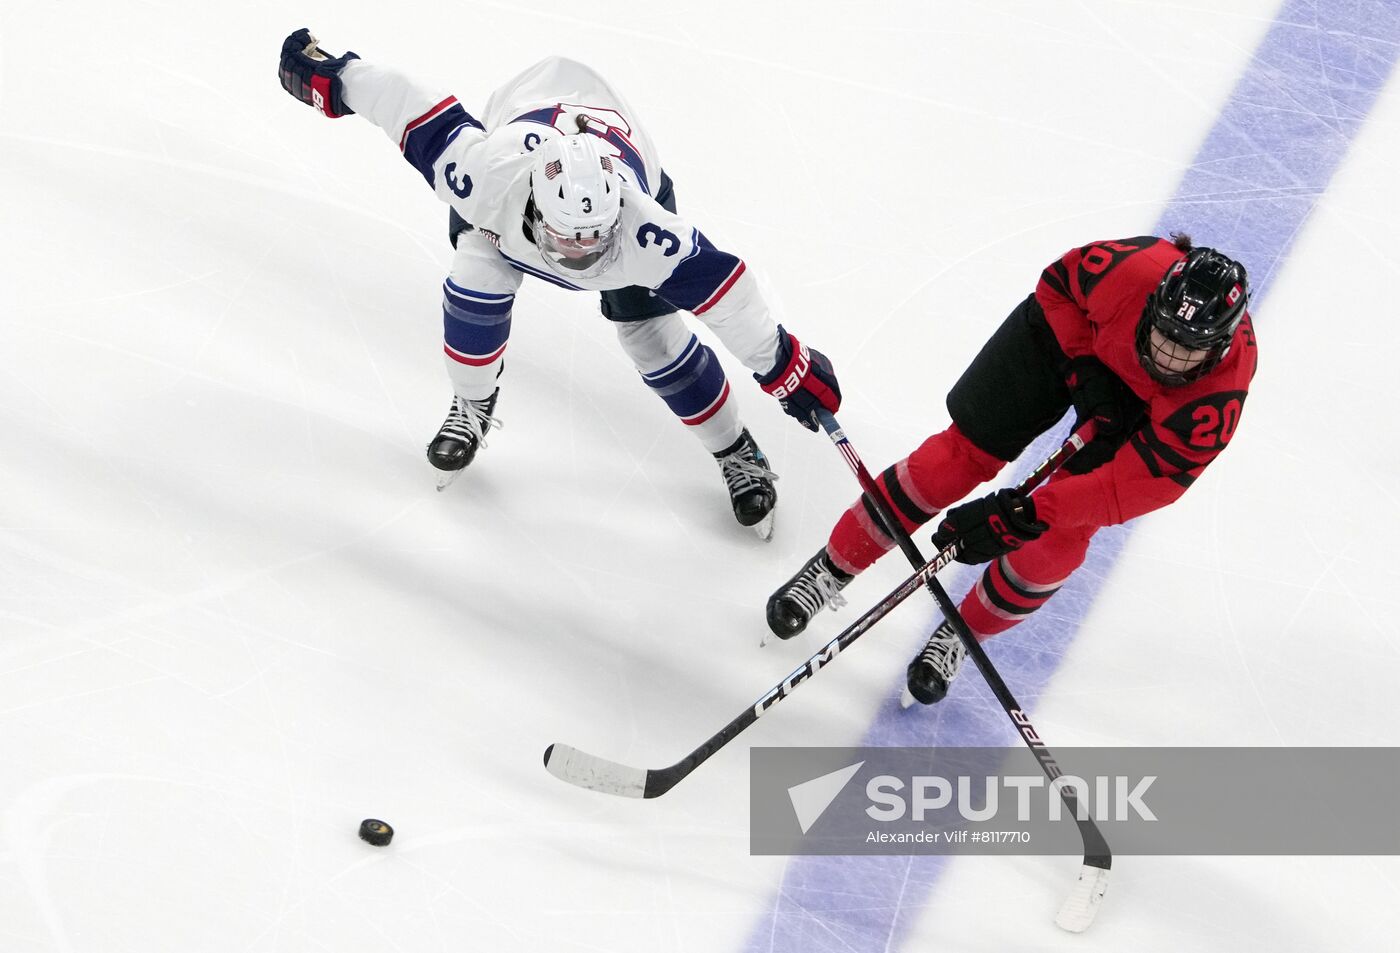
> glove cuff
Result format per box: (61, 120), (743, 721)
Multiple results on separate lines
(997, 488), (1044, 532)
(755, 325), (804, 393)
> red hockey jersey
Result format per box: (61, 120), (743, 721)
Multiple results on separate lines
(1031, 236), (1259, 529)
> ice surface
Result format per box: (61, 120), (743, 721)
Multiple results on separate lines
(2, 2), (1397, 951)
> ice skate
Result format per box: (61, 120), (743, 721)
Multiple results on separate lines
(714, 429), (778, 540)
(428, 389), (501, 490)
(765, 547), (852, 641)
(902, 620), (966, 707)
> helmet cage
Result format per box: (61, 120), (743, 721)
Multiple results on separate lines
(529, 207), (622, 276)
(1136, 248), (1249, 385)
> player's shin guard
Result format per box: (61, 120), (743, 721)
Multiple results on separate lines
(959, 524), (1088, 636)
(638, 335), (740, 452)
(442, 280), (512, 400)
(827, 424), (1004, 576)
(619, 318), (743, 452)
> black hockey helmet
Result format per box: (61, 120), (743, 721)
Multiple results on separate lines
(1136, 247), (1249, 385)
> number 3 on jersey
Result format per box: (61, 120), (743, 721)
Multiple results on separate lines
(637, 223), (679, 256)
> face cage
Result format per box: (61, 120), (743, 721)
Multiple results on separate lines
(1135, 315), (1229, 386)
(531, 208), (622, 280)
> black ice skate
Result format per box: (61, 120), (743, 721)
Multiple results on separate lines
(765, 547), (852, 641)
(714, 429), (778, 540)
(902, 620), (966, 707)
(428, 389), (501, 490)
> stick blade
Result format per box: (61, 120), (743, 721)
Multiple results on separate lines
(543, 743), (648, 798)
(1055, 863), (1110, 932)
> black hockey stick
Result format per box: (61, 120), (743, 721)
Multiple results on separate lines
(542, 420), (1093, 794)
(813, 409), (1110, 932)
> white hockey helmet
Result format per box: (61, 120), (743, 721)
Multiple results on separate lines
(528, 134), (623, 278)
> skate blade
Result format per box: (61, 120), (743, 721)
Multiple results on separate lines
(749, 512), (775, 542)
(435, 469), (464, 492)
(900, 687), (917, 709)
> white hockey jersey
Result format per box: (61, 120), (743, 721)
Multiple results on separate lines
(340, 56), (781, 376)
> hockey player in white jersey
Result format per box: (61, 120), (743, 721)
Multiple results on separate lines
(277, 30), (842, 538)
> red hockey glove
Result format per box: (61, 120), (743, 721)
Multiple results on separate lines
(755, 326), (842, 432)
(279, 29), (359, 118)
(931, 488), (1047, 564)
(1063, 356), (1145, 475)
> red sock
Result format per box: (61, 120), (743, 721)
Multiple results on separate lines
(957, 524), (1092, 636)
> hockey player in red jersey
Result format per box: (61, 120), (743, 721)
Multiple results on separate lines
(766, 234), (1257, 703)
(276, 31), (840, 537)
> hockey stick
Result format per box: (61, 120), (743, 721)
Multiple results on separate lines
(813, 409), (1110, 933)
(542, 421), (1093, 792)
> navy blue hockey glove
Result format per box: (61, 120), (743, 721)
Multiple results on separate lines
(1063, 355), (1145, 475)
(932, 488), (1047, 564)
(279, 29), (359, 118)
(755, 326), (842, 432)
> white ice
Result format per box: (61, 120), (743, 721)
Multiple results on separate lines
(2, 2), (1397, 951)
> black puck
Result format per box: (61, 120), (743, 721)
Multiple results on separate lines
(358, 819), (393, 846)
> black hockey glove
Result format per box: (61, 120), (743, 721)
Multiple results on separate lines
(755, 325), (842, 432)
(1063, 355), (1146, 475)
(932, 488), (1047, 565)
(279, 29), (359, 118)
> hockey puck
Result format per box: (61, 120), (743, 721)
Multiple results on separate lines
(358, 819), (394, 846)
